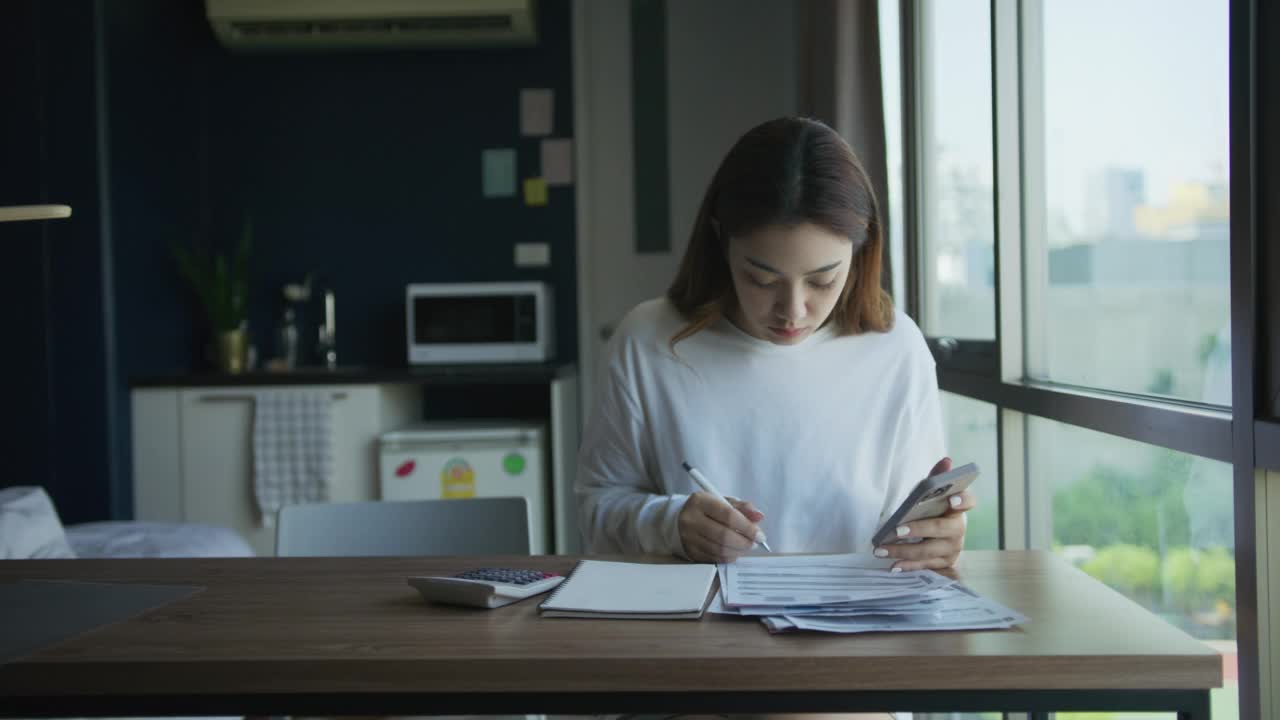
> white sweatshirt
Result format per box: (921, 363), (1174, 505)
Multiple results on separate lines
(576, 297), (946, 557)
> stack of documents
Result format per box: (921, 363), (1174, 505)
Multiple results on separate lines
(712, 553), (1028, 634)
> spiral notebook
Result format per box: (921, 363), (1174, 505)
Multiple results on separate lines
(538, 560), (718, 619)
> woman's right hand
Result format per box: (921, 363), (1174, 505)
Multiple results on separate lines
(677, 491), (765, 563)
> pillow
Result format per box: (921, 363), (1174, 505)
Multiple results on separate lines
(0, 486), (77, 559)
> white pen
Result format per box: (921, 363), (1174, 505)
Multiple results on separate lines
(681, 461), (773, 552)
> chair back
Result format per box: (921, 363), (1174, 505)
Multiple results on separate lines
(275, 497), (530, 557)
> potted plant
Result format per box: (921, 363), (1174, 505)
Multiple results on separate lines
(173, 220), (253, 373)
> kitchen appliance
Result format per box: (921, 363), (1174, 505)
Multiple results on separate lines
(206, 0), (538, 52)
(379, 421), (549, 553)
(406, 282), (553, 364)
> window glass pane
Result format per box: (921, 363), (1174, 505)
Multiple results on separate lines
(1027, 0), (1231, 404)
(941, 391), (999, 550)
(1034, 418), (1237, 720)
(878, 0), (905, 304)
(919, 0), (995, 340)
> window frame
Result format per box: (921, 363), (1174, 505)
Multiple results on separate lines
(1255, 0), (1280, 470)
(904, 0), (1237, 475)
(895, 0), (1265, 716)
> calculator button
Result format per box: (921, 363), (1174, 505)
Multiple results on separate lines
(455, 568), (549, 585)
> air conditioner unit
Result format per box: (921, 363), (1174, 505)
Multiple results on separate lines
(205, 0), (537, 51)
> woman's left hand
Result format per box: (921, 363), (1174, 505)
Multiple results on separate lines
(875, 456), (977, 571)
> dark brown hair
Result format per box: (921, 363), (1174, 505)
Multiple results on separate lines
(666, 117), (893, 347)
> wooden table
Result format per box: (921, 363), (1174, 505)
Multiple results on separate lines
(0, 551), (1221, 718)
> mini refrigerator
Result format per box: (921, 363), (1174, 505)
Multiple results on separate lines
(379, 421), (549, 554)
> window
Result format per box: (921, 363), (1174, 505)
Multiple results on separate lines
(916, 0), (995, 341)
(1022, 0), (1231, 403)
(888, 0), (1250, 716)
(879, 0), (906, 304)
(941, 391), (999, 550)
(1035, 417), (1237, 719)
(909, 393), (1001, 720)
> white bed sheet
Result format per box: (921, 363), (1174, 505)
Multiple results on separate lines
(64, 521), (255, 559)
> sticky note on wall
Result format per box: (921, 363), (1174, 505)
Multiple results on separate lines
(524, 178), (548, 207)
(482, 148), (517, 198)
(520, 88), (554, 136)
(541, 139), (573, 186)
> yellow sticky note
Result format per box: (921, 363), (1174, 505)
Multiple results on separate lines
(524, 177), (548, 207)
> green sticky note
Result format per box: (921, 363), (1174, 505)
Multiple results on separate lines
(482, 148), (516, 198)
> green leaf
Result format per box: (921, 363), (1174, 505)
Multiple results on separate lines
(172, 219), (253, 333)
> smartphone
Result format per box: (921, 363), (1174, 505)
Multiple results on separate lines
(871, 462), (980, 547)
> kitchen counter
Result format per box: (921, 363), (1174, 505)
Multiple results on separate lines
(131, 363), (576, 388)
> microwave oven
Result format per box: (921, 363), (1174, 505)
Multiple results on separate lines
(406, 282), (553, 364)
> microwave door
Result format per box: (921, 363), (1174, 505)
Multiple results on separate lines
(410, 292), (545, 363)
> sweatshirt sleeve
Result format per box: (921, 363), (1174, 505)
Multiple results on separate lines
(575, 364), (690, 557)
(880, 347), (948, 528)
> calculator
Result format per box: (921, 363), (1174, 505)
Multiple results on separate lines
(407, 567), (565, 609)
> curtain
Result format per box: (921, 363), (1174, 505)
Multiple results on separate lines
(798, 0), (894, 298)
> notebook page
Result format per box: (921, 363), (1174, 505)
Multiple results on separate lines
(541, 560), (716, 613)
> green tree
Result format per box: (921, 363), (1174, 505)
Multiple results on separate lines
(1196, 546), (1236, 609)
(1052, 449), (1192, 549)
(1081, 544), (1161, 603)
(1164, 547), (1199, 611)
(1162, 545), (1236, 638)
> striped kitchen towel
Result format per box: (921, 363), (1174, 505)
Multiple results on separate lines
(252, 391), (334, 528)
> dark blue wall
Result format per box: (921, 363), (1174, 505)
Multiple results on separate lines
(3, 0), (578, 522)
(109, 0), (577, 375)
(0, 0), (53, 516)
(1, 1), (116, 525)
(206, 35), (579, 368)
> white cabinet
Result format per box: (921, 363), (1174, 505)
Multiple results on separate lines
(549, 373), (581, 554)
(131, 390), (183, 523)
(132, 384), (421, 556)
(132, 371), (581, 556)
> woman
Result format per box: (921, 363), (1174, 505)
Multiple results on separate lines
(577, 117), (973, 570)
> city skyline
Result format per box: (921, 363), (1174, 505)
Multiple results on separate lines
(923, 0), (1227, 242)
